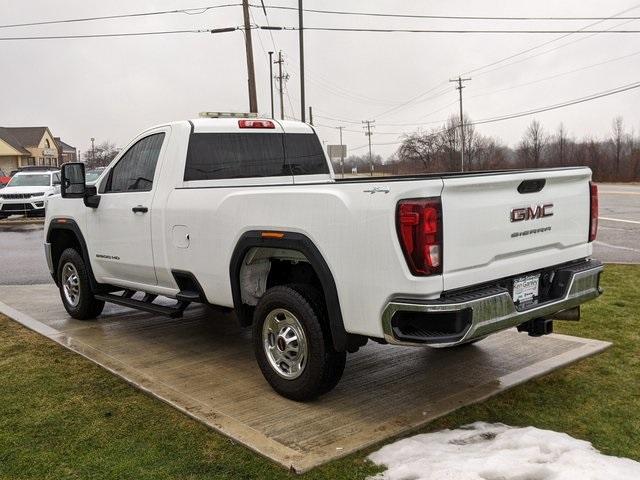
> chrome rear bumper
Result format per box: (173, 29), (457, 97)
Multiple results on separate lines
(382, 259), (603, 347)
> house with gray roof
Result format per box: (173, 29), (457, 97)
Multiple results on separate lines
(0, 126), (62, 174)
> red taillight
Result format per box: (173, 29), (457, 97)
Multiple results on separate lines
(589, 182), (598, 242)
(397, 198), (442, 276)
(238, 119), (275, 129)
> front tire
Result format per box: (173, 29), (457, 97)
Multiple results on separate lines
(252, 285), (346, 401)
(57, 248), (104, 320)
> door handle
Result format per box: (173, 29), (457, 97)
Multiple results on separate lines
(132, 205), (148, 213)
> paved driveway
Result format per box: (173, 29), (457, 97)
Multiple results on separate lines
(0, 283), (609, 472)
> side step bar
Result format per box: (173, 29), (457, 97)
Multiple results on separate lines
(94, 291), (190, 318)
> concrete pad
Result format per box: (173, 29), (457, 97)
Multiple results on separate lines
(0, 284), (610, 473)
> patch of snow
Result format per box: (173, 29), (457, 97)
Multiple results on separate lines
(368, 422), (640, 480)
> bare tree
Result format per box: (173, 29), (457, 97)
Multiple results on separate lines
(555, 123), (568, 166)
(441, 116), (459, 168)
(463, 121), (477, 169)
(390, 115), (639, 181)
(398, 130), (442, 171)
(611, 116), (625, 178)
(519, 120), (547, 168)
(83, 141), (119, 168)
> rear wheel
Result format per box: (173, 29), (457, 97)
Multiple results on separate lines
(252, 285), (346, 401)
(57, 248), (104, 320)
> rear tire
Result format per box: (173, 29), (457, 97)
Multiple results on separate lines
(252, 285), (346, 401)
(57, 248), (104, 320)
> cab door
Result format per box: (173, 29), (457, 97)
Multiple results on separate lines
(86, 130), (167, 287)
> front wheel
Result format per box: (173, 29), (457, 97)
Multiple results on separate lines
(57, 248), (104, 320)
(252, 285), (346, 401)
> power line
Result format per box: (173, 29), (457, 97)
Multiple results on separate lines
(258, 4), (640, 22)
(315, 107), (451, 128)
(6, 3), (640, 31)
(314, 113), (362, 125)
(260, 6), (402, 109)
(315, 123), (406, 135)
(0, 3), (242, 29)
(368, 82), (451, 120)
(470, 49), (640, 99)
(362, 4), (640, 119)
(469, 80), (640, 126)
(279, 26), (640, 34)
(461, 4), (640, 77)
(305, 75), (400, 106)
(0, 29), (219, 40)
(472, 18), (639, 80)
(327, 80), (640, 153)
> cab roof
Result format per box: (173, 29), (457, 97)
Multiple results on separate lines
(189, 117), (314, 134)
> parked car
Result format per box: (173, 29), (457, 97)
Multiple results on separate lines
(0, 170), (10, 189)
(85, 168), (105, 185)
(0, 168), (61, 218)
(44, 113), (602, 400)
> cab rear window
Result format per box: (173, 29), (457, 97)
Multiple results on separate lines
(284, 133), (329, 176)
(184, 132), (328, 181)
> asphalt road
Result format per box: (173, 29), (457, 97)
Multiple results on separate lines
(0, 222), (51, 285)
(0, 182), (637, 286)
(594, 183), (640, 264)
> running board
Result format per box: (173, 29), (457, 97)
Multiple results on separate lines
(94, 292), (189, 318)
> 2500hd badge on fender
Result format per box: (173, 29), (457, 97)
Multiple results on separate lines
(44, 113), (602, 401)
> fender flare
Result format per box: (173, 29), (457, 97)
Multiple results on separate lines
(229, 231), (348, 352)
(46, 218), (99, 291)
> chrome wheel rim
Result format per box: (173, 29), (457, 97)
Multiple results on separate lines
(61, 262), (80, 307)
(262, 308), (308, 380)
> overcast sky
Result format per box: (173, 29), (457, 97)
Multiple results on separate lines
(1, 0), (639, 158)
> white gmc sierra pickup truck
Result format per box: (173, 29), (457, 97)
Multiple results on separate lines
(44, 113), (603, 400)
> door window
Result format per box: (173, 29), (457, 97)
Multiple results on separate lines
(103, 133), (165, 193)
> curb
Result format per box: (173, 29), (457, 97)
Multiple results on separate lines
(0, 218), (44, 226)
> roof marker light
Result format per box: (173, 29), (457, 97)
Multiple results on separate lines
(199, 112), (257, 118)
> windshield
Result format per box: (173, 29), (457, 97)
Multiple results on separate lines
(7, 174), (50, 187)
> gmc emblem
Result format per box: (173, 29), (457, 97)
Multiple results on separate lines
(510, 203), (554, 222)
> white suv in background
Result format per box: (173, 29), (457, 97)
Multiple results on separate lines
(0, 167), (61, 218)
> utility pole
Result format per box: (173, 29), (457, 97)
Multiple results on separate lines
(362, 120), (375, 176)
(298, 0), (306, 122)
(308, 106), (313, 125)
(274, 51), (288, 120)
(338, 126), (345, 179)
(268, 51), (274, 118)
(242, 0), (258, 113)
(449, 76), (471, 172)
(91, 137), (95, 166)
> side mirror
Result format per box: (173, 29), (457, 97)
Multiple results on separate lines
(61, 163), (86, 198)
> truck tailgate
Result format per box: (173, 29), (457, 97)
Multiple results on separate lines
(441, 168), (592, 290)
